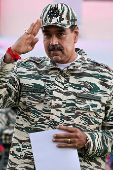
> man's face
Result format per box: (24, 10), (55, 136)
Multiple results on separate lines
(42, 25), (79, 64)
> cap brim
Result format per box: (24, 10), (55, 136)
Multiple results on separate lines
(41, 23), (71, 28)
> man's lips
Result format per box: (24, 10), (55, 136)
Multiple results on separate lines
(50, 50), (61, 54)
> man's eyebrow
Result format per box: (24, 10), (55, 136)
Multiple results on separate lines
(57, 29), (66, 33)
(42, 30), (49, 33)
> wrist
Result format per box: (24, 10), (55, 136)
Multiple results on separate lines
(11, 46), (19, 54)
(3, 53), (13, 64)
(6, 47), (21, 61)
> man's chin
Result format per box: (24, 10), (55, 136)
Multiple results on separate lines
(52, 55), (61, 63)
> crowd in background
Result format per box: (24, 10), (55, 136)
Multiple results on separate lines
(0, 108), (16, 170)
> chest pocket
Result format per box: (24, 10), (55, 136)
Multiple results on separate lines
(75, 93), (103, 113)
(21, 86), (45, 104)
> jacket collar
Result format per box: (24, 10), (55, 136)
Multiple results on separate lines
(45, 48), (87, 71)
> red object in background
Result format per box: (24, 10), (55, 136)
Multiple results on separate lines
(0, 143), (4, 152)
(106, 155), (110, 165)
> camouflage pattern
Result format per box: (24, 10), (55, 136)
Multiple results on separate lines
(40, 3), (77, 28)
(0, 108), (16, 144)
(0, 48), (113, 170)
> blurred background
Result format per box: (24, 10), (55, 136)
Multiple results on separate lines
(0, 0), (113, 67)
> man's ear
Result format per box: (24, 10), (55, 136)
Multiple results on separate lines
(73, 26), (79, 43)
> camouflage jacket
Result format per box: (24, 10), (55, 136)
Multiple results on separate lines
(0, 49), (113, 170)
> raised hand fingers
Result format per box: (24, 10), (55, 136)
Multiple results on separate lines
(25, 19), (41, 37)
(27, 22), (35, 34)
(31, 37), (39, 48)
(31, 19), (42, 37)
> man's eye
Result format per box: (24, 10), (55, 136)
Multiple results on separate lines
(58, 33), (64, 36)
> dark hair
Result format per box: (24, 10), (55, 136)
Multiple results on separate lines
(41, 25), (77, 32)
(69, 25), (77, 32)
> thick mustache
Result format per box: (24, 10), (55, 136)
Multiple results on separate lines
(48, 45), (63, 51)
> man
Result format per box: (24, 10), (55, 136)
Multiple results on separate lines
(0, 3), (113, 170)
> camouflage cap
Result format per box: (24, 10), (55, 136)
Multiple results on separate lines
(40, 3), (77, 28)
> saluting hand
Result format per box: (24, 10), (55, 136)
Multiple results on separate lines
(11, 19), (42, 54)
(4, 19), (41, 63)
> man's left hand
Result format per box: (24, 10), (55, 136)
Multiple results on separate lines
(52, 125), (87, 149)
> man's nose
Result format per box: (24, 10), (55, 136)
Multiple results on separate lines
(50, 35), (58, 45)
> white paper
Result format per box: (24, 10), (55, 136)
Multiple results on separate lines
(29, 129), (81, 170)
